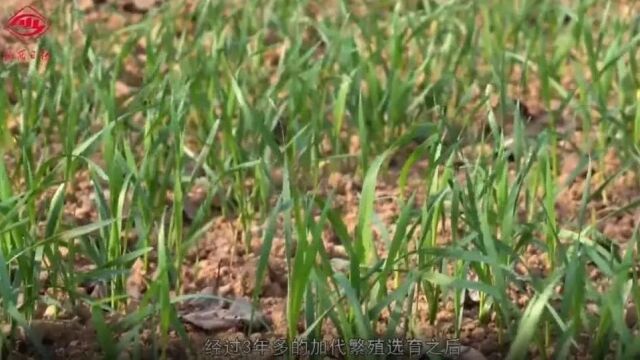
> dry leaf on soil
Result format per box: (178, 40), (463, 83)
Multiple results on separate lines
(126, 258), (146, 301)
(180, 296), (267, 332)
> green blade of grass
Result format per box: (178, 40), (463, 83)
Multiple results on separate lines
(507, 269), (564, 360)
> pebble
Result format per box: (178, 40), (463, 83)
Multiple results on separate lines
(626, 304), (637, 328)
(43, 305), (57, 319)
(436, 310), (453, 322)
(133, 0), (156, 11)
(479, 338), (499, 354)
(76, 0), (94, 12)
(460, 346), (488, 360)
(331, 244), (347, 258)
(471, 327), (485, 341)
